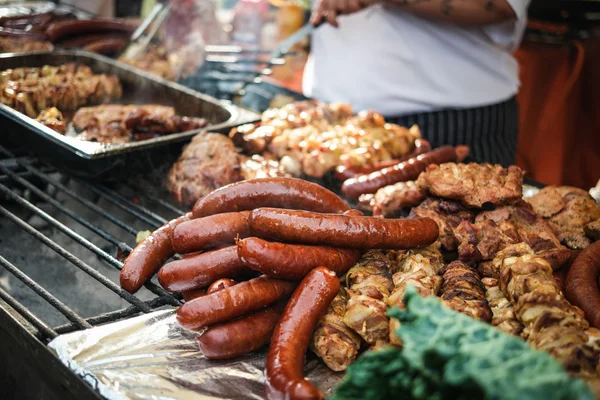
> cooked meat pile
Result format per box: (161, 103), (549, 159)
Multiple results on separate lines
(229, 101), (420, 178)
(492, 243), (600, 392)
(439, 260), (492, 322)
(410, 197), (476, 251)
(0, 63), (122, 118)
(120, 45), (176, 81)
(358, 180), (426, 217)
(417, 163), (524, 208)
(166, 132), (288, 208)
(0, 37), (53, 53)
(72, 104), (207, 144)
(36, 107), (66, 134)
(527, 186), (600, 249)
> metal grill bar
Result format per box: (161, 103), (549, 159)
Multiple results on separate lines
(0, 254), (92, 330)
(0, 181), (178, 304)
(0, 203), (154, 312)
(75, 180), (163, 228)
(126, 180), (185, 215)
(90, 183), (169, 225)
(0, 147), (139, 236)
(0, 285), (58, 339)
(53, 296), (173, 334)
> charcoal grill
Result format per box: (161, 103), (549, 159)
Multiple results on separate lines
(0, 140), (188, 399)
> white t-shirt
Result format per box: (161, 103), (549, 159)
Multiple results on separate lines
(303, 1), (530, 116)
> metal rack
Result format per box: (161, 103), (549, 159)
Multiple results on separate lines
(0, 143), (183, 345)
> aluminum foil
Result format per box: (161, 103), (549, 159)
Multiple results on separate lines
(48, 310), (343, 400)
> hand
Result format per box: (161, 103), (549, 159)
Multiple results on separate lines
(311, 0), (379, 27)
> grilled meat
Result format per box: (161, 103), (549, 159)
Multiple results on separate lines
(386, 243), (444, 346)
(492, 243), (600, 389)
(358, 181), (426, 217)
(72, 104), (207, 144)
(409, 197), (476, 251)
(454, 201), (571, 268)
(482, 277), (523, 335)
(527, 186), (600, 250)
(343, 250), (395, 346)
(0, 63), (122, 118)
(311, 289), (362, 371)
(417, 163), (524, 208)
(239, 154), (290, 180)
(230, 101), (419, 178)
(166, 132), (244, 208)
(36, 107), (66, 134)
(439, 260), (492, 322)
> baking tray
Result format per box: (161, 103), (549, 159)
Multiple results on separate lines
(0, 50), (260, 179)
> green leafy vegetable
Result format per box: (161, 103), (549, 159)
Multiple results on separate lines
(331, 286), (594, 400)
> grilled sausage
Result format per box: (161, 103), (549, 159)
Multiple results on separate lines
(238, 237), (361, 280)
(182, 288), (206, 301)
(120, 213), (191, 294)
(565, 241), (600, 329)
(45, 19), (136, 42)
(250, 208), (439, 250)
(176, 276), (296, 330)
(341, 146), (466, 199)
(197, 301), (285, 360)
(83, 37), (126, 54)
(0, 27), (47, 40)
(172, 211), (251, 254)
(265, 267), (339, 400)
(158, 246), (247, 292)
(56, 33), (128, 47)
(334, 139), (432, 181)
(207, 278), (237, 294)
(192, 178), (350, 218)
(182, 278), (236, 301)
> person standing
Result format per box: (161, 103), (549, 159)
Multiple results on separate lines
(304, 0), (531, 166)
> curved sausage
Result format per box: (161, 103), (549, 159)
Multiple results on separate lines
(265, 267), (340, 400)
(249, 208), (439, 250)
(207, 278), (237, 294)
(238, 237), (361, 280)
(158, 246), (247, 292)
(83, 37), (126, 54)
(565, 241), (600, 329)
(334, 139), (432, 181)
(120, 213), (191, 294)
(172, 211), (251, 254)
(45, 19), (136, 42)
(192, 178), (349, 218)
(341, 146), (466, 199)
(56, 33), (127, 47)
(182, 278), (236, 301)
(0, 28), (47, 40)
(197, 301), (285, 360)
(176, 275), (296, 330)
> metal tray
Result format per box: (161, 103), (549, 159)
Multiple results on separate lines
(0, 50), (260, 179)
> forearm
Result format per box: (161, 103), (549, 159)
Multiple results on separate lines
(386, 0), (517, 25)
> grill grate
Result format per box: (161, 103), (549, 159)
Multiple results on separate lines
(0, 143), (183, 342)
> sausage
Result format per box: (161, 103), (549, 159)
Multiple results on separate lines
(334, 139), (432, 181)
(197, 301), (285, 360)
(238, 237), (361, 280)
(120, 213), (191, 294)
(0, 27), (47, 40)
(172, 211), (251, 254)
(565, 241), (600, 329)
(158, 246), (248, 292)
(45, 19), (136, 42)
(341, 146), (465, 199)
(56, 33), (128, 47)
(207, 278), (237, 294)
(182, 278), (236, 301)
(250, 208), (439, 250)
(192, 178), (350, 218)
(265, 267), (340, 400)
(176, 275), (296, 330)
(182, 288), (206, 301)
(83, 37), (127, 54)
